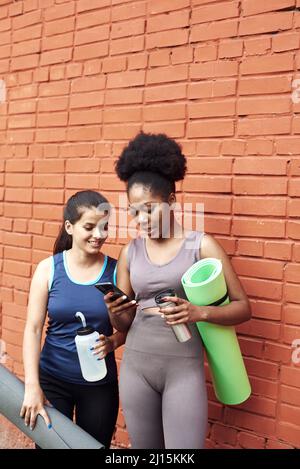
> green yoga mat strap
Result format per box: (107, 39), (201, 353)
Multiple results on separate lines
(182, 258), (251, 405)
(208, 291), (229, 306)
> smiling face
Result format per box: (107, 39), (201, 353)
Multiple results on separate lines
(128, 183), (175, 239)
(65, 206), (109, 254)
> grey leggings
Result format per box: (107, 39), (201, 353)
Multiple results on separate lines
(119, 348), (208, 449)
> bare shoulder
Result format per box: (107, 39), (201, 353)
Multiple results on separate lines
(118, 242), (132, 267)
(116, 243), (134, 295)
(32, 256), (53, 285)
(200, 234), (249, 303)
(36, 255), (52, 272)
(201, 233), (227, 259)
(120, 243), (130, 256)
(27, 256), (53, 323)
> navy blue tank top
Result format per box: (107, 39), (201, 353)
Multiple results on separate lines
(40, 251), (118, 385)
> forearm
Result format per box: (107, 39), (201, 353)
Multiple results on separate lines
(196, 299), (251, 326)
(109, 311), (134, 332)
(109, 331), (127, 350)
(23, 326), (42, 388)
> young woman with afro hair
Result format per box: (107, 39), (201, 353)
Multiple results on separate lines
(104, 132), (251, 449)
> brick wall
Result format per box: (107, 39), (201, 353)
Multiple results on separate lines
(0, 0), (300, 449)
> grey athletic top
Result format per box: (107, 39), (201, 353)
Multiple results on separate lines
(125, 231), (205, 357)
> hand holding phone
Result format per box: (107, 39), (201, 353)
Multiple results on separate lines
(95, 282), (129, 302)
(95, 282), (137, 319)
(95, 283), (138, 335)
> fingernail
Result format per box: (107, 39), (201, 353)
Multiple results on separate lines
(48, 424), (52, 429)
(122, 295), (127, 300)
(131, 300), (136, 304)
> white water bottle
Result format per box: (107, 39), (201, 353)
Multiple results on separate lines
(74, 312), (107, 382)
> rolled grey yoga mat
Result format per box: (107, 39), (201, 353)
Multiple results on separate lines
(0, 365), (104, 449)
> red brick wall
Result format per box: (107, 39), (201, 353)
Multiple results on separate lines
(0, 0), (300, 449)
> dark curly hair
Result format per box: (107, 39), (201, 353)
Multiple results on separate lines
(115, 132), (187, 200)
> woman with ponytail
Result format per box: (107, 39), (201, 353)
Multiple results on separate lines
(21, 190), (126, 448)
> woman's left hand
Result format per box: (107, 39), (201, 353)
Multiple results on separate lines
(160, 296), (207, 325)
(91, 335), (114, 359)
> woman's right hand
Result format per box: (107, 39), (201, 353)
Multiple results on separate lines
(104, 292), (137, 317)
(20, 384), (51, 431)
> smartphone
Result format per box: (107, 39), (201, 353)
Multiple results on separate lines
(95, 282), (129, 303)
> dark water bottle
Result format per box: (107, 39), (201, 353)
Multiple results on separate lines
(155, 289), (192, 343)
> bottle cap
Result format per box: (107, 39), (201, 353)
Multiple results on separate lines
(155, 288), (176, 306)
(76, 326), (94, 336)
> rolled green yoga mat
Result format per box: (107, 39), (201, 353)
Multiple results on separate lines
(181, 258), (251, 405)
